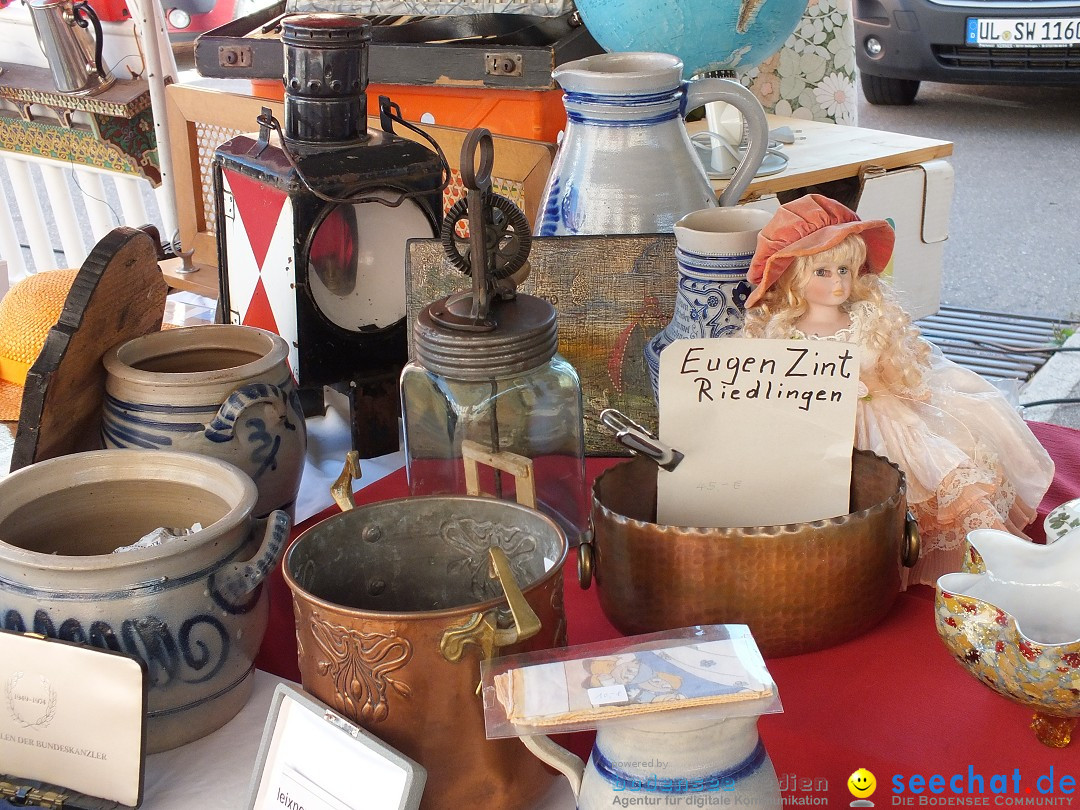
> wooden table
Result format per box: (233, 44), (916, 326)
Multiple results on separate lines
(691, 114), (954, 200)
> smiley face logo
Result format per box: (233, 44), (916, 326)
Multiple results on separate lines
(848, 768), (877, 799)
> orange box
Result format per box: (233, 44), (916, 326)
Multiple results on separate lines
(367, 83), (566, 143)
(250, 80), (566, 144)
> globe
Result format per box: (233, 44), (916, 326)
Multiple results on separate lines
(573, 0), (810, 74)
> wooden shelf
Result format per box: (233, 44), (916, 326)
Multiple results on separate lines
(0, 61), (160, 184)
(0, 62), (151, 115)
(160, 256), (220, 299)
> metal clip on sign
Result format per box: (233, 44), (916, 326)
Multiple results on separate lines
(599, 409), (684, 472)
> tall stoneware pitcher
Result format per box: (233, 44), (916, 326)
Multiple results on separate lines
(645, 205), (774, 396)
(535, 52), (768, 236)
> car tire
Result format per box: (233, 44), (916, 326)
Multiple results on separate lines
(860, 73), (921, 105)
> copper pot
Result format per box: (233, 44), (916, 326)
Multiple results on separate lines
(283, 494), (567, 810)
(582, 450), (918, 657)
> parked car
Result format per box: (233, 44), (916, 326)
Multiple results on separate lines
(855, 0), (1080, 104)
(164, 0), (276, 42)
(78, 0), (275, 42)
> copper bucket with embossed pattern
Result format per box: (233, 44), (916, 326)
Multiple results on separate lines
(283, 493), (567, 810)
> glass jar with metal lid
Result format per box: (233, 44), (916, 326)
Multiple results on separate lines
(400, 128), (587, 543)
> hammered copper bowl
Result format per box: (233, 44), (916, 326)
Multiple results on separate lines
(584, 449), (915, 657)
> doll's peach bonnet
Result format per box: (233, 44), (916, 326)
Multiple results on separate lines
(744, 194), (895, 309)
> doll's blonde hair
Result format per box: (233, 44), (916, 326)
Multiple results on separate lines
(742, 234), (929, 393)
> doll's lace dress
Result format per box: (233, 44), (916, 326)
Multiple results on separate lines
(793, 300), (1054, 587)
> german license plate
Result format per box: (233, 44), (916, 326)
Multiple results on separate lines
(966, 17), (1080, 46)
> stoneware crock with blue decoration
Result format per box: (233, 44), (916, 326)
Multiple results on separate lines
(0, 449), (291, 753)
(534, 51), (768, 237)
(102, 324), (306, 518)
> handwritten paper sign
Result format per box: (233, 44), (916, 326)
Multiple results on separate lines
(657, 337), (861, 528)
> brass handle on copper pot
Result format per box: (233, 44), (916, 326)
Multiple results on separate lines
(489, 546), (542, 644)
(331, 451), (362, 512)
(440, 547), (541, 665)
(902, 510), (921, 568)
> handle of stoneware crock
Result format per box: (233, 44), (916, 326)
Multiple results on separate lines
(204, 382), (290, 443)
(902, 510), (921, 568)
(681, 78), (769, 208)
(216, 510), (292, 600)
(522, 734), (585, 799)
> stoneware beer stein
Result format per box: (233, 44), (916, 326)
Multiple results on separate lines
(535, 51), (768, 236)
(102, 324), (306, 517)
(644, 205), (775, 396)
(523, 710), (782, 808)
(0, 449), (291, 752)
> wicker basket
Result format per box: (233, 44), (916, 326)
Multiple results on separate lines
(583, 449), (918, 657)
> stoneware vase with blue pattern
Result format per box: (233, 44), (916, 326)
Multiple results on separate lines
(0, 449), (291, 752)
(645, 206), (774, 397)
(102, 324), (306, 518)
(524, 710), (781, 808)
(534, 51), (768, 236)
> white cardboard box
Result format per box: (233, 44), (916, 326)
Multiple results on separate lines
(855, 158), (955, 320)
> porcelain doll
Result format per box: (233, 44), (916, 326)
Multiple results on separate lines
(741, 194), (1055, 586)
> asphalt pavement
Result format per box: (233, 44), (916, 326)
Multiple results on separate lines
(857, 81), (1080, 323)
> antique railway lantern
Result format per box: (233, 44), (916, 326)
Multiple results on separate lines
(213, 13), (445, 456)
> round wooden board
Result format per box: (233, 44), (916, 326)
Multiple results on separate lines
(11, 227), (168, 471)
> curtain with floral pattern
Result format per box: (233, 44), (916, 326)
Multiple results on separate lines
(738, 0), (857, 125)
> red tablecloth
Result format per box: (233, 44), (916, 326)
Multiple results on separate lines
(257, 421), (1080, 804)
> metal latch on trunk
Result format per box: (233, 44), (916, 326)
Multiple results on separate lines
(485, 53), (523, 77)
(218, 45), (253, 68)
